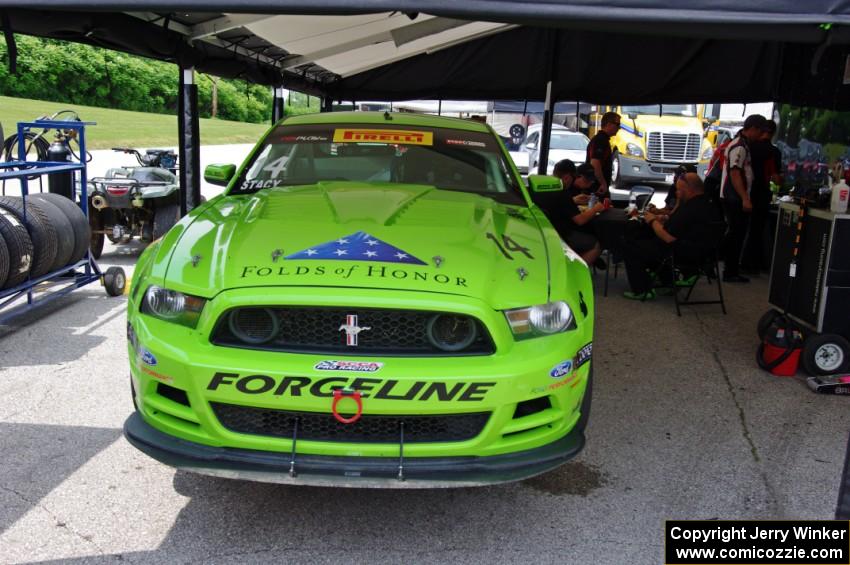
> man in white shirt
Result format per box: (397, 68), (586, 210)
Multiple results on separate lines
(719, 114), (769, 283)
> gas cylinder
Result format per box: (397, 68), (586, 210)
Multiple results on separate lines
(47, 136), (73, 199)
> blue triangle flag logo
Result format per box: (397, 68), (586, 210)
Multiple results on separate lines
(286, 231), (427, 265)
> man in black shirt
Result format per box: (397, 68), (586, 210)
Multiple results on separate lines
(534, 159), (607, 264)
(622, 172), (717, 300)
(586, 111), (621, 196)
(660, 163), (698, 212)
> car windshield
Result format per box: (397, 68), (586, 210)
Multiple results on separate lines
(232, 123), (525, 205)
(549, 134), (588, 150)
(620, 104), (697, 117)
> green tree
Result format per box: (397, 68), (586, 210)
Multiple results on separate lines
(1, 35), (312, 123)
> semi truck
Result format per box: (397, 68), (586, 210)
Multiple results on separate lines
(588, 104), (714, 187)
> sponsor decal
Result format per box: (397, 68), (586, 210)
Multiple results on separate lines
(141, 365), (174, 384)
(141, 349), (158, 366)
(239, 263), (468, 287)
(286, 230), (427, 265)
(207, 372), (495, 402)
(574, 342), (593, 368)
(446, 139), (487, 148)
(127, 322), (139, 351)
(280, 135), (329, 142)
(333, 128), (433, 146)
(532, 370), (581, 393)
(550, 360), (573, 379)
(314, 360), (384, 372)
(240, 179), (280, 191)
(550, 373), (580, 390)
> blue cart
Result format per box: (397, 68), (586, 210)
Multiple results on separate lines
(0, 120), (126, 325)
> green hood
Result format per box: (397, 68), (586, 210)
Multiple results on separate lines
(163, 183), (551, 309)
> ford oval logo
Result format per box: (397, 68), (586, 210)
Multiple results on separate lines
(141, 349), (158, 366)
(550, 360), (572, 379)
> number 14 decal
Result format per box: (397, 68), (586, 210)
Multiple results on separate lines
(486, 233), (534, 260)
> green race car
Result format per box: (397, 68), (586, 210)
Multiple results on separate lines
(123, 112), (594, 487)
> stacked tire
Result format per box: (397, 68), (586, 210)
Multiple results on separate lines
(0, 194), (91, 290)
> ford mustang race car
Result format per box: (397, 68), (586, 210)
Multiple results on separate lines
(123, 111), (594, 487)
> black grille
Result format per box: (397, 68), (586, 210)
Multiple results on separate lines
(211, 402), (490, 443)
(157, 383), (190, 406)
(211, 307), (495, 356)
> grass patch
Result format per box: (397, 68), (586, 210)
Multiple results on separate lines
(0, 95), (272, 149)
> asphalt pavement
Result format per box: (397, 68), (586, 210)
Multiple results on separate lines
(0, 242), (848, 564)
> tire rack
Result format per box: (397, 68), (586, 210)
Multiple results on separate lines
(0, 120), (116, 325)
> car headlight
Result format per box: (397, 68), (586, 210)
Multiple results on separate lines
(141, 285), (206, 328)
(505, 301), (574, 338)
(626, 142), (644, 158)
(701, 145), (714, 161)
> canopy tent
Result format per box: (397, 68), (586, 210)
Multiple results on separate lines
(2, 2), (850, 108)
(3, 1), (850, 206)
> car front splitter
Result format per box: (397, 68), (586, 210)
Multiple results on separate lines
(123, 412), (585, 488)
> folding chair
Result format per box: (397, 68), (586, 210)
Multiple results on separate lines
(602, 249), (621, 297)
(667, 221), (727, 316)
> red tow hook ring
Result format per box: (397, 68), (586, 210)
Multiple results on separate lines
(332, 388), (363, 424)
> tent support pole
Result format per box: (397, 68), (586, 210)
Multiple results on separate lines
(537, 80), (554, 175)
(271, 85), (285, 124)
(178, 66), (201, 216)
(575, 102), (580, 133)
(537, 30), (559, 176)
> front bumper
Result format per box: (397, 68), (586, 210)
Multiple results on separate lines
(124, 410), (585, 487)
(126, 286), (593, 484)
(618, 154), (708, 184)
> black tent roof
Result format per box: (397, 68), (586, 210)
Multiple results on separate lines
(2, 2), (850, 107)
(327, 26), (849, 109)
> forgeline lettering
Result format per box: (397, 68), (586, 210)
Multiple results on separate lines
(239, 264), (468, 287)
(333, 129), (433, 146)
(207, 372), (496, 401)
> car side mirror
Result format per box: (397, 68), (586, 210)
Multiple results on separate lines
(204, 164), (236, 187)
(527, 174), (562, 193)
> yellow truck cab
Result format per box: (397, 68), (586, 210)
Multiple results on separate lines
(589, 104), (713, 185)
(699, 103), (723, 147)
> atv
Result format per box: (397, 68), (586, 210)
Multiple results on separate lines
(88, 148), (181, 258)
